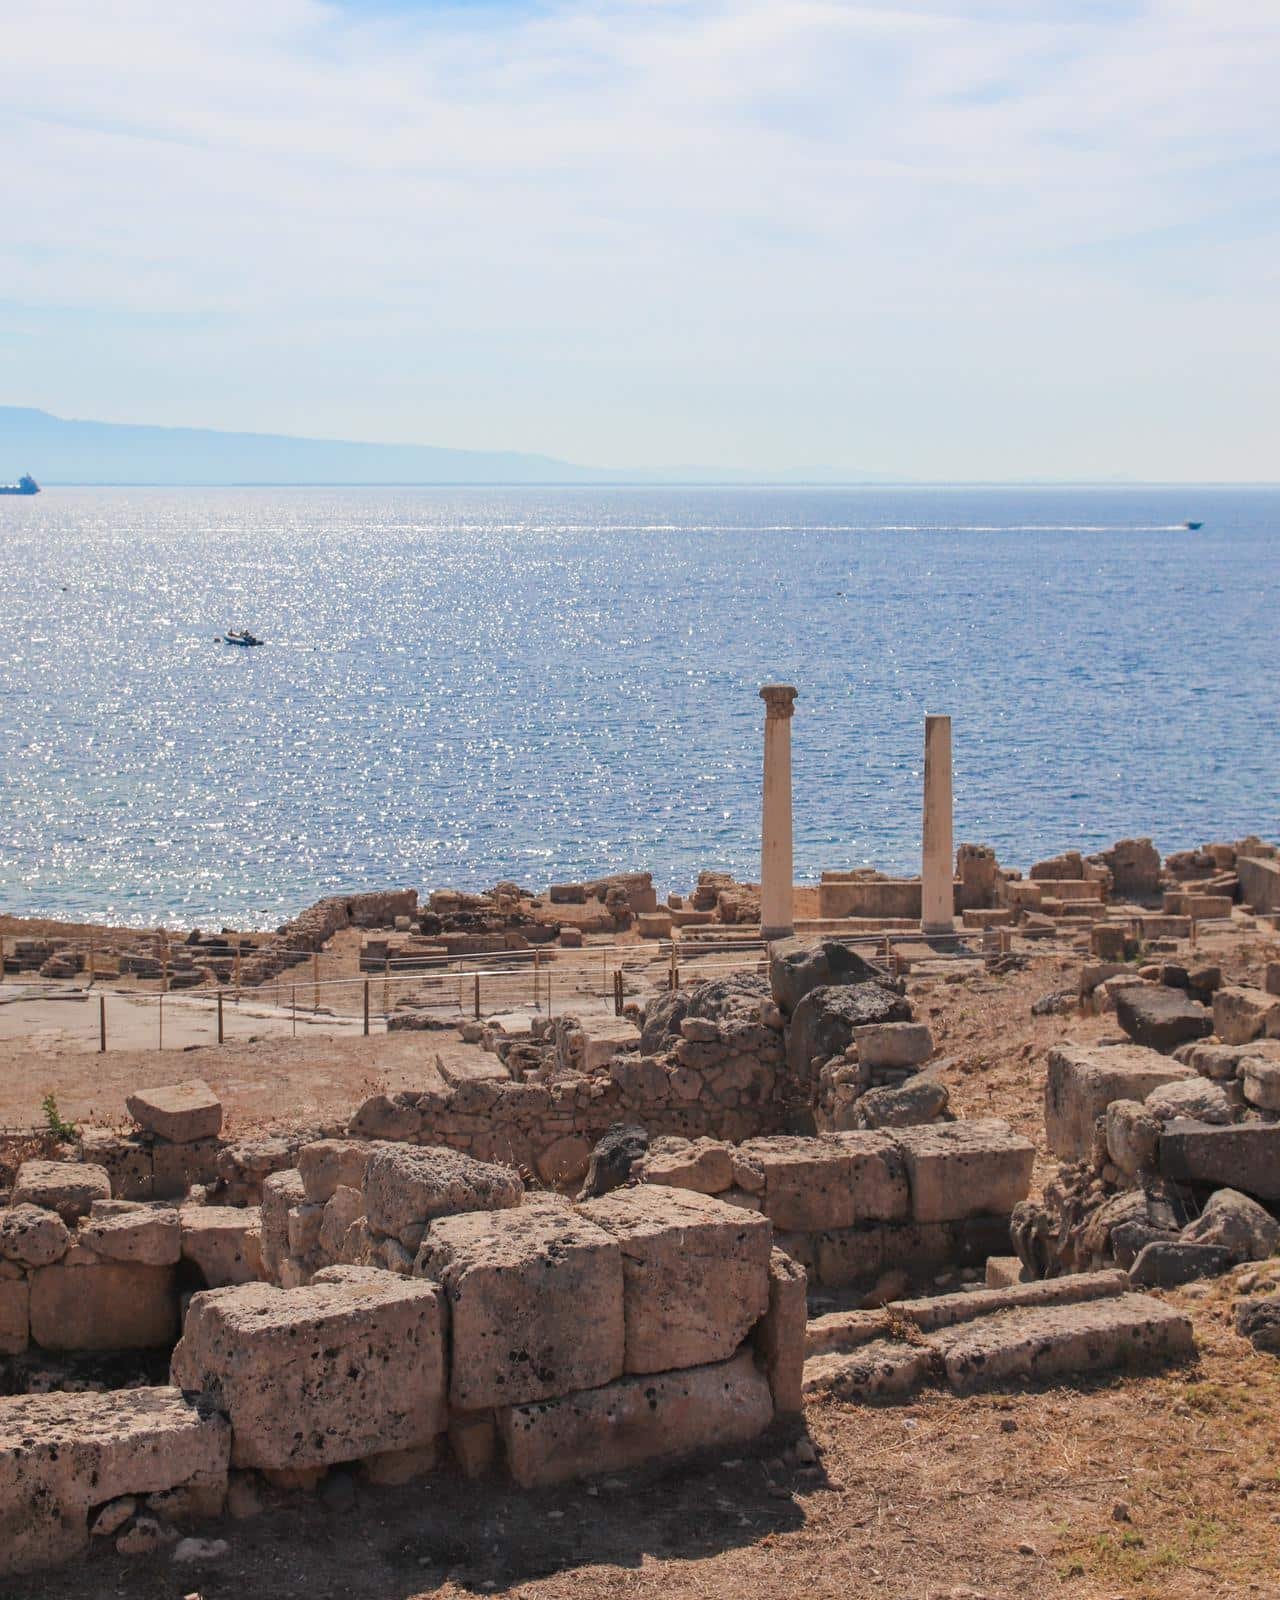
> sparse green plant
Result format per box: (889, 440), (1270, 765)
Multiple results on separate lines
(41, 1093), (78, 1143)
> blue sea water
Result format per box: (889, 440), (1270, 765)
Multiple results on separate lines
(1, 485), (1277, 929)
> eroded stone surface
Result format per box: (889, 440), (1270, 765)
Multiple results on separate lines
(422, 1204), (623, 1409)
(1046, 1044), (1195, 1159)
(13, 1162), (112, 1223)
(889, 1119), (1034, 1224)
(180, 1206), (264, 1287)
(81, 1205), (181, 1266)
(499, 1347), (773, 1487)
(29, 1262), (178, 1350)
(0, 1388), (229, 1577)
(0, 1204), (71, 1268)
(126, 1081), (223, 1144)
(740, 1133), (909, 1231)
(364, 1145), (522, 1249)
(581, 1186), (771, 1373)
(170, 1271), (446, 1470)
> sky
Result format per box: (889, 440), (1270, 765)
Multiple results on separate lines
(2, 0), (1278, 479)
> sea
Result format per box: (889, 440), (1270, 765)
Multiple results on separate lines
(2, 484), (1277, 930)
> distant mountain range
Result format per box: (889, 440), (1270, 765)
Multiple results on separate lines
(0, 406), (891, 487)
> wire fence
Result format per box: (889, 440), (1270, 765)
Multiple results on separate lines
(1, 923), (1000, 1054)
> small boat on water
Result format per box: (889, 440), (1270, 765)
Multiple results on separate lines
(1184, 520), (1203, 531)
(224, 629), (264, 647)
(0, 474), (40, 496)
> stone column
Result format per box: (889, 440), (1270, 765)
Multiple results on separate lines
(921, 713), (954, 935)
(759, 685), (798, 941)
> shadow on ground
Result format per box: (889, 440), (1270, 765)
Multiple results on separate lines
(16, 1426), (816, 1600)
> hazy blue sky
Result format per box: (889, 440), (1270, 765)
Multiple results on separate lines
(3, 1), (1277, 478)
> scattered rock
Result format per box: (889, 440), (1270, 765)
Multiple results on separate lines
(1181, 1189), (1280, 1264)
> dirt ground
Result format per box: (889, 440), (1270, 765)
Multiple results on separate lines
(3, 917), (1280, 1600)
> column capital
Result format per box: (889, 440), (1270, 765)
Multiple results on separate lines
(759, 684), (798, 720)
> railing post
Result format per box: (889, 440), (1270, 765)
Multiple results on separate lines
(313, 951), (320, 1012)
(99, 993), (106, 1053)
(217, 990), (224, 1044)
(383, 957), (390, 1016)
(473, 972), (481, 1021)
(363, 979), (370, 1036)
(234, 945), (242, 1001)
(88, 938), (95, 987)
(533, 949), (540, 1008)
(158, 994), (163, 1051)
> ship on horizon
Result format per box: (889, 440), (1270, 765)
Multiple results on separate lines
(0, 474), (40, 496)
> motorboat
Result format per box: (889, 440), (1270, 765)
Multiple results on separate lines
(1183, 521), (1203, 531)
(224, 630), (264, 647)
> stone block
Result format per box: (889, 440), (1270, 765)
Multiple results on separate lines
(13, 1161), (111, 1223)
(1159, 1120), (1280, 1200)
(640, 1137), (734, 1194)
(740, 1133), (909, 1230)
(78, 1130), (155, 1200)
(853, 1077), (950, 1129)
(581, 1186), (771, 1373)
(1144, 1077), (1232, 1124)
(29, 1261), (178, 1350)
(364, 1145), (523, 1250)
(126, 1081), (223, 1144)
(1090, 924), (1128, 961)
(1114, 984), (1211, 1053)
(81, 1204), (181, 1266)
(1242, 1057), (1280, 1111)
(940, 1293), (1194, 1392)
(152, 1138), (223, 1200)
(1214, 986), (1280, 1045)
(170, 1269), (446, 1470)
(180, 1206), (264, 1287)
(768, 937), (884, 1017)
(421, 1205), (623, 1409)
(499, 1347), (773, 1487)
(0, 1269), (29, 1355)
(1045, 1043), (1196, 1159)
(787, 983), (913, 1087)
(0, 1204), (70, 1268)
(853, 1021), (933, 1069)
(754, 1247), (807, 1414)
(1128, 1241), (1233, 1287)
(0, 1388), (229, 1577)
(1180, 1188), (1280, 1262)
(298, 1139), (376, 1204)
(889, 1120), (1034, 1223)
(260, 1169), (304, 1279)
(1104, 1100), (1160, 1176)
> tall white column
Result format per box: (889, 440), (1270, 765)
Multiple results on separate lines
(759, 685), (798, 941)
(921, 712), (954, 935)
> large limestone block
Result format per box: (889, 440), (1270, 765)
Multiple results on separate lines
(739, 1133), (909, 1231)
(1159, 1120), (1280, 1200)
(1214, 986), (1280, 1045)
(1045, 1043), (1195, 1159)
(126, 1080), (223, 1144)
(422, 1205), (623, 1409)
(170, 1271), (446, 1470)
(640, 1137), (736, 1195)
(0, 1203), (70, 1268)
(1114, 985), (1211, 1053)
(260, 1168), (304, 1280)
(0, 1388), (229, 1577)
(81, 1203), (182, 1265)
(889, 1120), (1034, 1224)
(180, 1206), (264, 1286)
(581, 1187), (771, 1373)
(364, 1145), (522, 1250)
(499, 1346), (773, 1487)
(29, 1261), (178, 1350)
(939, 1294), (1194, 1392)
(0, 1268), (29, 1355)
(13, 1161), (111, 1223)
(854, 1022), (934, 1070)
(1242, 1057), (1280, 1111)
(298, 1139), (377, 1203)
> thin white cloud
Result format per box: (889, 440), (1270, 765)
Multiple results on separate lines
(1, 0), (1277, 476)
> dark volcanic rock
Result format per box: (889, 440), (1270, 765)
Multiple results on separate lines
(787, 982), (913, 1089)
(1129, 1239), (1232, 1288)
(577, 1123), (650, 1199)
(1235, 1293), (1280, 1353)
(769, 938), (884, 1018)
(1114, 983), (1212, 1053)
